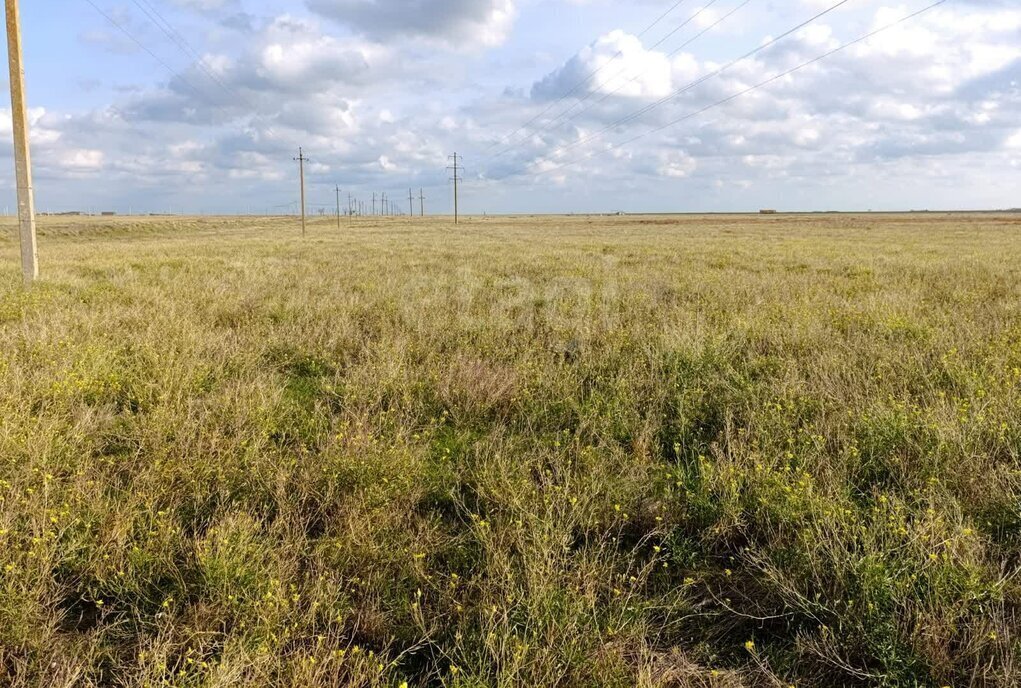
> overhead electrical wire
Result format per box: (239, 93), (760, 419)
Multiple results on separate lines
(82, 0), (217, 107)
(538, 0), (856, 163)
(83, 0), (291, 148)
(514, 0), (950, 182)
(130, 0), (241, 102)
(489, 0), (755, 160)
(538, 0), (744, 136)
(82, 0), (438, 207)
(489, 0), (726, 158)
(485, 0), (693, 150)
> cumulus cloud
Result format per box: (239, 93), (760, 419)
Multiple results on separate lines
(121, 16), (390, 128)
(531, 30), (680, 101)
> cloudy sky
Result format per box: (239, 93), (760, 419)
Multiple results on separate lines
(1, 0), (1019, 214)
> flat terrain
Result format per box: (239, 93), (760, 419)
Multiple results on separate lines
(1, 213), (1020, 687)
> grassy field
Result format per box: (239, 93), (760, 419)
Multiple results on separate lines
(1, 212), (1020, 687)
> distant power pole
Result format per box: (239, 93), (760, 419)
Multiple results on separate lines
(408, 188), (414, 217)
(5, 0), (37, 284)
(419, 188), (425, 217)
(448, 153), (462, 225)
(347, 192), (352, 218)
(372, 192), (377, 216)
(293, 147), (308, 235)
(381, 192), (387, 217)
(335, 185), (341, 229)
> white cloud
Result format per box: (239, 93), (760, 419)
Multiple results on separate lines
(658, 150), (696, 178)
(59, 149), (104, 171)
(532, 30), (676, 101)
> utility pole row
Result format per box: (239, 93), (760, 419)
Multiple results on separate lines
(288, 147), (446, 229)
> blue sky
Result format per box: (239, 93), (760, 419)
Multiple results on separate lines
(1, 0), (1019, 214)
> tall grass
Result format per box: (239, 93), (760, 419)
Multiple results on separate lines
(1, 213), (1020, 686)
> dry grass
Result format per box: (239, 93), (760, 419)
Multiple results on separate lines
(1, 212), (1020, 687)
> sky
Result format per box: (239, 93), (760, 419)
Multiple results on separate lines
(0, 0), (1018, 214)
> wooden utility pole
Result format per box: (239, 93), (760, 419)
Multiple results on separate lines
(419, 188), (425, 217)
(6, 0), (37, 284)
(448, 153), (461, 225)
(335, 185), (341, 229)
(293, 147), (307, 235)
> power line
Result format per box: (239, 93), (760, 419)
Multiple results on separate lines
(507, 0), (855, 168)
(485, 0), (693, 151)
(129, 0), (240, 104)
(523, 0), (950, 181)
(82, 0), (294, 156)
(119, 0), (287, 143)
(542, 0), (728, 127)
(82, 0), (219, 106)
(641, 0), (693, 39)
(84, 0), (302, 206)
(83, 1), (464, 220)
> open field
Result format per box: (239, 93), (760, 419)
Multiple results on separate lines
(2, 212), (1021, 687)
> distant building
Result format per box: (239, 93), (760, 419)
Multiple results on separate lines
(760, 209), (778, 214)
